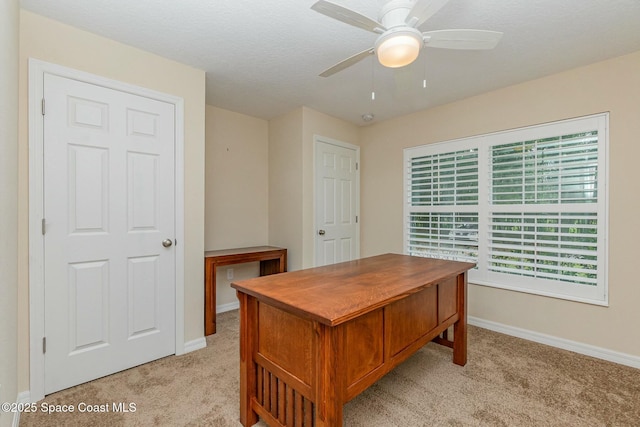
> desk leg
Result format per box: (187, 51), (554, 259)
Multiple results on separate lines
(315, 324), (345, 427)
(205, 261), (217, 335)
(238, 292), (259, 427)
(453, 272), (468, 366)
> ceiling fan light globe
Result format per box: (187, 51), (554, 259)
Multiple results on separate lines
(375, 30), (422, 68)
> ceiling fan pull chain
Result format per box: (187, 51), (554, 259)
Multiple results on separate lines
(423, 53), (428, 89)
(371, 56), (376, 101)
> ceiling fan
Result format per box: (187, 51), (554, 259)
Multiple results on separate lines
(311, 0), (503, 77)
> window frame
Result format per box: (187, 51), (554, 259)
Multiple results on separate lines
(403, 113), (609, 306)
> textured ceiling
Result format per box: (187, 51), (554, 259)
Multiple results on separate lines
(20, 0), (640, 125)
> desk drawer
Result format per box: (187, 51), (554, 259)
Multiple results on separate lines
(386, 285), (438, 357)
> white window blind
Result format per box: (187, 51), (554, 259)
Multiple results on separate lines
(404, 114), (608, 305)
(407, 146), (479, 263)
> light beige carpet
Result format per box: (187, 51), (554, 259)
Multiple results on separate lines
(21, 310), (640, 426)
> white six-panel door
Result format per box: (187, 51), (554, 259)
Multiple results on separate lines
(314, 138), (359, 266)
(43, 73), (176, 394)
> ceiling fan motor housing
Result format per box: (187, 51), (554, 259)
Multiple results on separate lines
(379, 0), (416, 29)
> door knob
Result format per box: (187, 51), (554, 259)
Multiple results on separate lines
(318, 230), (326, 235)
(162, 239), (173, 248)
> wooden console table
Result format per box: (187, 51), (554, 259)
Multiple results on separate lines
(232, 253), (474, 427)
(205, 246), (287, 336)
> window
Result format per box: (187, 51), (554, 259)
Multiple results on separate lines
(404, 114), (608, 305)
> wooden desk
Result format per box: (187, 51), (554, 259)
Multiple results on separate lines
(205, 246), (286, 336)
(231, 253), (475, 427)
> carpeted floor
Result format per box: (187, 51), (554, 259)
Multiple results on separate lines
(20, 310), (640, 426)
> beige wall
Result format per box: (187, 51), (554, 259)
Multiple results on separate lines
(205, 105), (269, 306)
(18, 11), (206, 391)
(0, 0), (19, 423)
(360, 51), (640, 357)
(268, 108), (304, 270)
(268, 107), (359, 271)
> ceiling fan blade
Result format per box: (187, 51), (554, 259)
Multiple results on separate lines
(311, 0), (385, 34)
(319, 48), (374, 77)
(405, 0), (451, 28)
(422, 29), (503, 50)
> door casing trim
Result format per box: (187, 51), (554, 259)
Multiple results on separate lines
(28, 58), (186, 401)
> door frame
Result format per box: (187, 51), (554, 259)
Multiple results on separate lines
(313, 135), (361, 266)
(28, 59), (186, 401)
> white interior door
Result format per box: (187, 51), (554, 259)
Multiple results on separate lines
(315, 138), (360, 266)
(43, 73), (176, 394)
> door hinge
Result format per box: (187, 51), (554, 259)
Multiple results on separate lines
(41, 98), (45, 116)
(356, 215), (358, 223)
(42, 218), (46, 235)
(42, 337), (46, 354)
(356, 162), (358, 170)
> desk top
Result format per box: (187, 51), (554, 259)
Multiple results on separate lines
(231, 253), (474, 326)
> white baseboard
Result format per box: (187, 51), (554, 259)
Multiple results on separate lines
(12, 391), (31, 427)
(183, 337), (206, 354)
(468, 316), (640, 369)
(216, 301), (239, 313)
(181, 301), (240, 353)
(182, 302), (238, 353)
